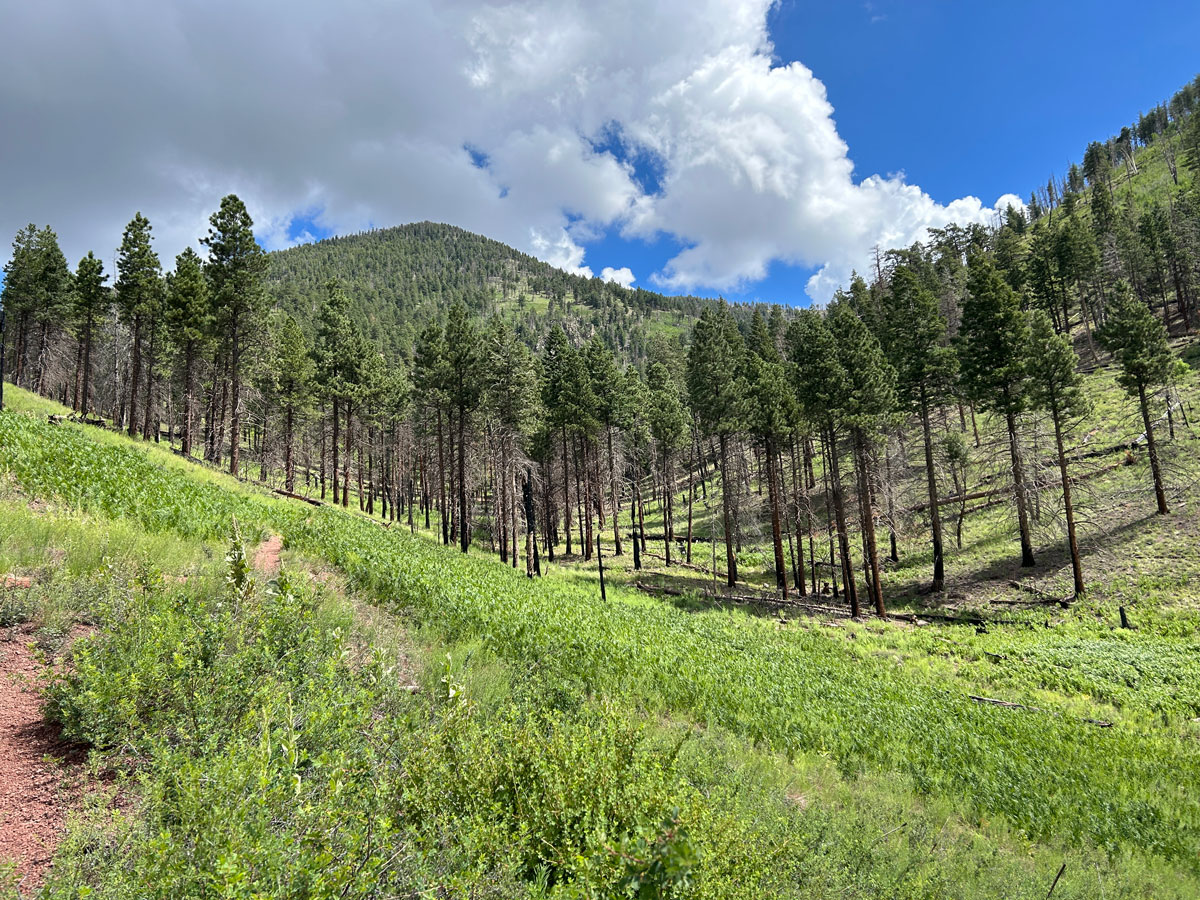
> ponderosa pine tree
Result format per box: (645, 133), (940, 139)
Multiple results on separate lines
(1027, 310), (1089, 595)
(880, 265), (957, 592)
(585, 336), (626, 556)
(414, 319), (451, 543)
(72, 251), (109, 416)
(788, 309), (859, 616)
(267, 311), (314, 492)
(165, 248), (209, 457)
(483, 316), (541, 566)
(2, 225), (39, 388)
(745, 308), (795, 598)
(621, 367), (654, 571)
(557, 340), (599, 559)
(687, 303), (745, 587)
(541, 326), (574, 556)
(115, 213), (162, 437)
(313, 281), (358, 504)
(646, 355), (687, 568)
(203, 194), (267, 476)
(27, 227), (72, 397)
(444, 300), (483, 552)
(1099, 283), (1177, 514)
(959, 254), (1036, 567)
(827, 297), (897, 617)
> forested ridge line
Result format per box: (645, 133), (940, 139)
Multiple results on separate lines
(3, 73), (1200, 618)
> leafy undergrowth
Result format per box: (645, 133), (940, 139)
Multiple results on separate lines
(2, 399), (1199, 896)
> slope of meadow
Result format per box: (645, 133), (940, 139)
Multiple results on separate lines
(1, 384), (1199, 897)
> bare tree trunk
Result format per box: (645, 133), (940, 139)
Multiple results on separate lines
(458, 403), (469, 552)
(920, 398), (945, 591)
(562, 427), (573, 556)
(1050, 404), (1085, 595)
(718, 432), (738, 587)
(127, 317), (141, 437)
(331, 398), (341, 505)
(825, 429), (858, 616)
(229, 323), (242, 477)
(436, 408), (448, 544)
(1138, 384), (1170, 515)
(344, 400), (354, 508)
(766, 436), (788, 599)
(854, 430), (885, 617)
(607, 426), (622, 555)
(1006, 411), (1036, 567)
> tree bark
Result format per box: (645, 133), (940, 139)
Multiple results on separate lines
(1050, 404), (1085, 595)
(718, 432), (738, 587)
(825, 429), (858, 616)
(607, 426), (622, 555)
(854, 430), (885, 617)
(920, 397), (945, 591)
(1138, 383), (1170, 514)
(229, 320), (241, 476)
(458, 402), (470, 552)
(765, 436), (788, 599)
(1005, 410), (1036, 566)
(127, 317), (141, 437)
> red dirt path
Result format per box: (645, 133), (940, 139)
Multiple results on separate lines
(253, 534), (283, 575)
(0, 630), (81, 890)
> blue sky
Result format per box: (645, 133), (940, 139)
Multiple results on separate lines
(3, 1), (1197, 307)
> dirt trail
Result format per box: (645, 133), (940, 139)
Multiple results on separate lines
(253, 534), (283, 575)
(0, 630), (81, 890)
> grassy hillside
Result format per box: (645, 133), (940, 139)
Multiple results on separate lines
(2, 383), (1200, 897)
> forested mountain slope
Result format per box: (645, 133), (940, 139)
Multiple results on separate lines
(266, 221), (726, 363)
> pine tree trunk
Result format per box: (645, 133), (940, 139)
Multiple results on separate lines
(35, 320), (50, 396)
(458, 403), (469, 552)
(788, 437), (808, 596)
(718, 432), (738, 587)
(278, 405), (291, 490)
(562, 427), (573, 556)
(1005, 410), (1036, 566)
(229, 322), (241, 477)
(331, 398), (341, 505)
(825, 429), (857, 615)
(854, 430), (885, 617)
(766, 435), (788, 599)
(663, 449), (673, 567)
(436, 408), (448, 544)
(72, 337), (83, 411)
(686, 430), (696, 564)
(319, 413), (327, 499)
(127, 317), (142, 437)
(1050, 403), (1085, 595)
(920, 398), (945, 592)
(1138, 383), (1170, 514)
(80, 311), (94, 416)
(343, 400), (353, 508)
(630, 474), (642, 571)
(607, 426), (622, 555)
(142, 324), (156, 441)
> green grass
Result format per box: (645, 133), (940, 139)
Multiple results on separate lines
(3, 388), (1200, 896)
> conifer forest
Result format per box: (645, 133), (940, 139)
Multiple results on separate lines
(3, 42), (1200, 900)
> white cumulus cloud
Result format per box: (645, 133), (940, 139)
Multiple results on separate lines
(600, 266), (636, 288)
(0, 0), (1014, 301)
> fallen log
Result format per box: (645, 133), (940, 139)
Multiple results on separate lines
(272, 488), (323, 507)
(968, 693), (1111, 727)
